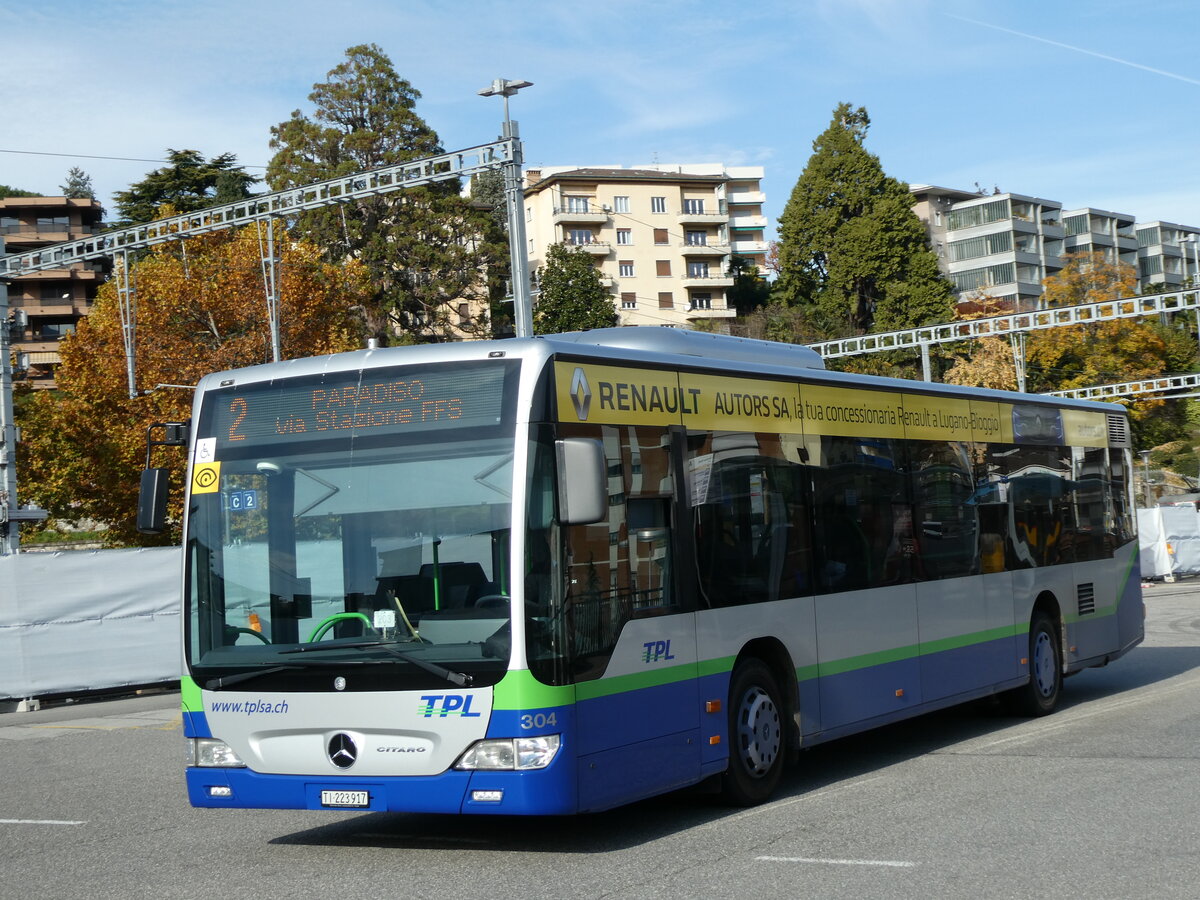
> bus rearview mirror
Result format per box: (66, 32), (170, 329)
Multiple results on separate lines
(555, 438), (607, 525)
(137, 467), (171, 534)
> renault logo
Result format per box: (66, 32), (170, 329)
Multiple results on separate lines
(570, 367), (592, 421)
(328, 733), (358, 769)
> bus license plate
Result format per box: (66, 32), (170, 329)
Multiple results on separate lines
(321, 790), (369, 808)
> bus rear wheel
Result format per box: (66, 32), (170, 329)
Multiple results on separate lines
(1005, 611), (1062, 717)
(722, 659), (784, 806)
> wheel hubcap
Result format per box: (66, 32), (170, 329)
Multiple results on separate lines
(1032, 630), (1056, 697)
(737, 686), (781, 777)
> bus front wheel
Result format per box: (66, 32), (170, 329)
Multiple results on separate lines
(1005, 611), (1062, 717)
(722, 659), (784, 806)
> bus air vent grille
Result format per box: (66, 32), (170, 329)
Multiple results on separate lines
(1106, 414), (1131, 449)
(1077, 583), (1096, 616)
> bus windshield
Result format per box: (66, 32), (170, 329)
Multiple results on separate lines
(185, 362), (518, 692)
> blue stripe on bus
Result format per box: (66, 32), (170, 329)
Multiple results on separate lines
(183, 710), (211, 739)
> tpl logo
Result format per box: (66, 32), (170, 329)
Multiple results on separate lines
(642, 640), (676, 663)
(418, 694), (482, 718)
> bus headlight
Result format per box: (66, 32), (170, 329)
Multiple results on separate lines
(187, 737), (247, 768)
(455, 735), (560, 771)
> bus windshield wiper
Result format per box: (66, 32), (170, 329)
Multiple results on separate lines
(205, 664), (304, 691)
(280, 640), (473, 687)
(204, 657), (370, 690)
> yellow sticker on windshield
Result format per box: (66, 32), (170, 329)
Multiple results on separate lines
(192, 461), (221, 494)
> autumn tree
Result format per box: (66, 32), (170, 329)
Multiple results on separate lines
(776, 103), (954, 337)
(533, 243), (619, 334)
(112, 149), (257, 224)
(266, 44), (503, 343)
(942, 294), (1022, 390)
(1028, 251), (1196, 447)
(18, 225), (371, 546)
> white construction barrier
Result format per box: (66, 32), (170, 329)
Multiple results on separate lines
(1137, 506), (1200, 579)
(0, 547), (181, 702)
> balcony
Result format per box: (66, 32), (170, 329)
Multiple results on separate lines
(681, 273), (734, 289)
(727, 191), (765, 205)
(679, 241), (730, 257)
(557, 239), (612, 257)
(552, 204), (610, 225)
(677, 208), (727, 226)
(731, 240), (769, 255)
(728, 214), (767, 229)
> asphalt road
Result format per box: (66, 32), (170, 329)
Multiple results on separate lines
(2, 581), (1199, 899)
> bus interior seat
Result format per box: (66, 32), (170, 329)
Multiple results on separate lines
(418, 562), (488, 609)
(375, 574), (436, 614)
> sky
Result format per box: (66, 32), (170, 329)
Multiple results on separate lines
(3, 0), (1199, 234)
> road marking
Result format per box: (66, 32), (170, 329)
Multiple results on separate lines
(0, 818), (86, 826)
(757, 855), (915, 868)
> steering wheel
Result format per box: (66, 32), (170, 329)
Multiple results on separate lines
(306, 612), (374, 643)
(474, 595), (511, 610)
(224, 625), (271, 645)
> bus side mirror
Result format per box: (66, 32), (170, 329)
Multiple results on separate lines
(137, 467), (171, 534)
(555, 438), (607, 525)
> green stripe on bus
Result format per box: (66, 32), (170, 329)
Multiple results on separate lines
(182, 675), (203, 713)
(576, 663), (700, 701)
(493, 669), (575, 710)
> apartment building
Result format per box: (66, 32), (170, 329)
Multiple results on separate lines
(523, 165), (766, 328)
(1135, 221), (1200, 288)
(1061, 207), (1139, 271)
(0, 196), (107, 387)
(910, 185), (1065, 309)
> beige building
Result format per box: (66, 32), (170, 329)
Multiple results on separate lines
(523, 165), (767, 329)
(0, 196), (107, 387)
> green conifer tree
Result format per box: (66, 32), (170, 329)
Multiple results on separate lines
(533, 244), (619, 334)
(267, 44), (502, 343)
(776, 103), (953, 337)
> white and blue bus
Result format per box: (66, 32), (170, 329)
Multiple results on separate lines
(155, 328), (1143, 814)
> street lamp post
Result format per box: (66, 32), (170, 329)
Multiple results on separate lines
(1140, 450), (1153, 508)
(478, 78), (534, 339)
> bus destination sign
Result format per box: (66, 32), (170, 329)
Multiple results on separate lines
(208, 362), (510, 447)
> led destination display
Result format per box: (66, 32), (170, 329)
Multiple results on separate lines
(208, 362), (511, 448)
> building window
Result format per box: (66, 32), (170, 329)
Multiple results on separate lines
(619, 260), (635, 277)
(567, 229), (594, 245)
(458, 302), (471, 323)
(614, 196), (630, 214)
(565, 195), (590, 213)
(951, 262), (1015, 292)
(658, 292), (674, 309)
(687, 261), (709, 278)
(36, 215), (69, 229)
(40, 285), (72, 304)
(525, 206), (532, 222)
(653, 228), (669, 245)
(691, 293), (712, 310)
(651, 196), (667, 214)
(621, 292), (637, 309)
(1064, 214), (1089, 237)
(617, 228), (632, 245)
(949, 231), (1012, 262)
(946, 199), (1011, 232)
(685, 231), (707, 246)
(1141, 255), (1164, 278)
(656, 260), (672, 277)
(683, 199), (705, 215)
